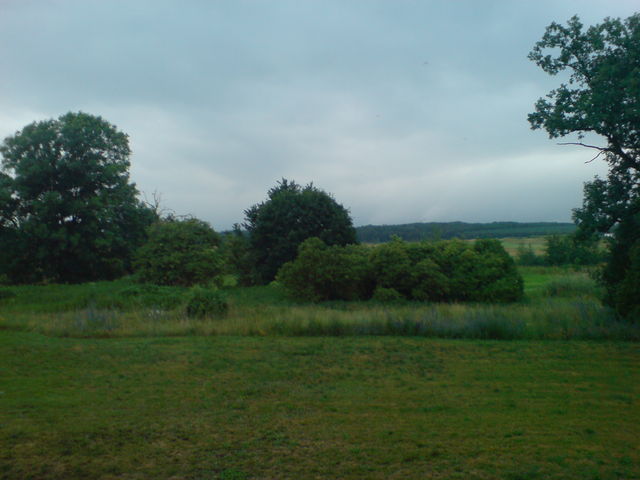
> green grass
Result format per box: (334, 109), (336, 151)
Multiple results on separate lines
(1, 332), (638, 479)
(500, 236), (547, 256)
(1, 267), (636, 341)
(1, 267), (639, 478)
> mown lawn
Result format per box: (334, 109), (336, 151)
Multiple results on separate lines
(1, 331), (638, 479)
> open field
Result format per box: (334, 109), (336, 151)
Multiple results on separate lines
(499, 237), (547, 256)
(1, 267), (639, 479)
(2, 332), (639, 479)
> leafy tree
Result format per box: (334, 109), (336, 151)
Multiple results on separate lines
(528, 14), (640, 318)
(133, 218), (224, 287)
(544, 234), (605, 266)
(244, 179), (357, 283)
(0, 112), (156, 283)
(219, 224), (255, 286)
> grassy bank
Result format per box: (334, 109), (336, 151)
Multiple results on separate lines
(2, 332), (638, 479)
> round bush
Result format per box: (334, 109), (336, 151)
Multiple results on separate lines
(134, 218), (224, 287)
(185, 287), (228, 319)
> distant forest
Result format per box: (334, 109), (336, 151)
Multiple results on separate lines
(355, 222), (576, 243)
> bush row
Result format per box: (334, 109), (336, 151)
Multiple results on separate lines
(277, 237), (524, 303)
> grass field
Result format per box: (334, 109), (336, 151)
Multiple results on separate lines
(1, 267), (639, 479)
(2, 333), (639, 479)
(499, 237), (547, 256)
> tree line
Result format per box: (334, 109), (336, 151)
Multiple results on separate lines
(356, 221), (576, 244)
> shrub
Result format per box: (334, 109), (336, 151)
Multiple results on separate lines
(134, 218), (224, 287)
(185, 287), (228, 318)
(471, 239), (524, 302)
(369, 237), (415, 296)
(277, 238), (373, 302)
(278, 237), (524, 304)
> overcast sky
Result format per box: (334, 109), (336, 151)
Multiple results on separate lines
(1, 0), (637, 230)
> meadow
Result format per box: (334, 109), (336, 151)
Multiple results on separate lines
(1, 264), (639, 479)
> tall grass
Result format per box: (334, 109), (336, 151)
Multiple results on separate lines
(1, 268), (637, 340)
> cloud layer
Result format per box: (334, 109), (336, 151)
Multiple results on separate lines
(1, 0), (634, 229)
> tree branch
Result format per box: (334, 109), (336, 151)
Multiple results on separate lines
(556, 142), (609, 151)
(557, 142), (610, 163)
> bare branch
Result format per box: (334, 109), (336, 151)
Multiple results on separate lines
(557, 142), (610, 163)
(556, 142), (609, 151)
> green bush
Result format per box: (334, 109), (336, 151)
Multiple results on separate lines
(134, 218), (224, 287)
(277, 237), (523, 304)
(369, 237), (415, 297)
(185, 287), (229, 318)
(277, 238), (373, 302)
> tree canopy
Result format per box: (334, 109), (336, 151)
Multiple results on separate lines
(244, 179), (357, 283)
(0, 112), (156, 283)
(528, 14), (640, 319)
(528, 14), (640, 172)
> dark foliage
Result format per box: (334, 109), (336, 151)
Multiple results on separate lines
(244, 179), (357, 283)
(544, 235), (606, 266)
(219, 224), (256, 286)
(185, 287), (228, 318)
(278, 238), (523, 303)
(0, 112), (156, 283)
(134, 218), (224, 287)
(277, 238), (374, 302)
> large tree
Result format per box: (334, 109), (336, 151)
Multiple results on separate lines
(244, 179), (357, 283)
(0, 112), (156, 283)
(528, 14), (640, 318)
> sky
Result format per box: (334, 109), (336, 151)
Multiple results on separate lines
(0, 0), (637, 230)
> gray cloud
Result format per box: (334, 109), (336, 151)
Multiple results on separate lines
(0, 0), (634, 229)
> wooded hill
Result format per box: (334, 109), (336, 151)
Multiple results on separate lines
(356, 221), (576, 243)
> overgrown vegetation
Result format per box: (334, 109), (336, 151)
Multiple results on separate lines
(133, 217), (224, 286)
(1, 267), (637, 341)
(185, 287), (229, 319)
(278, 237), (523, 304)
